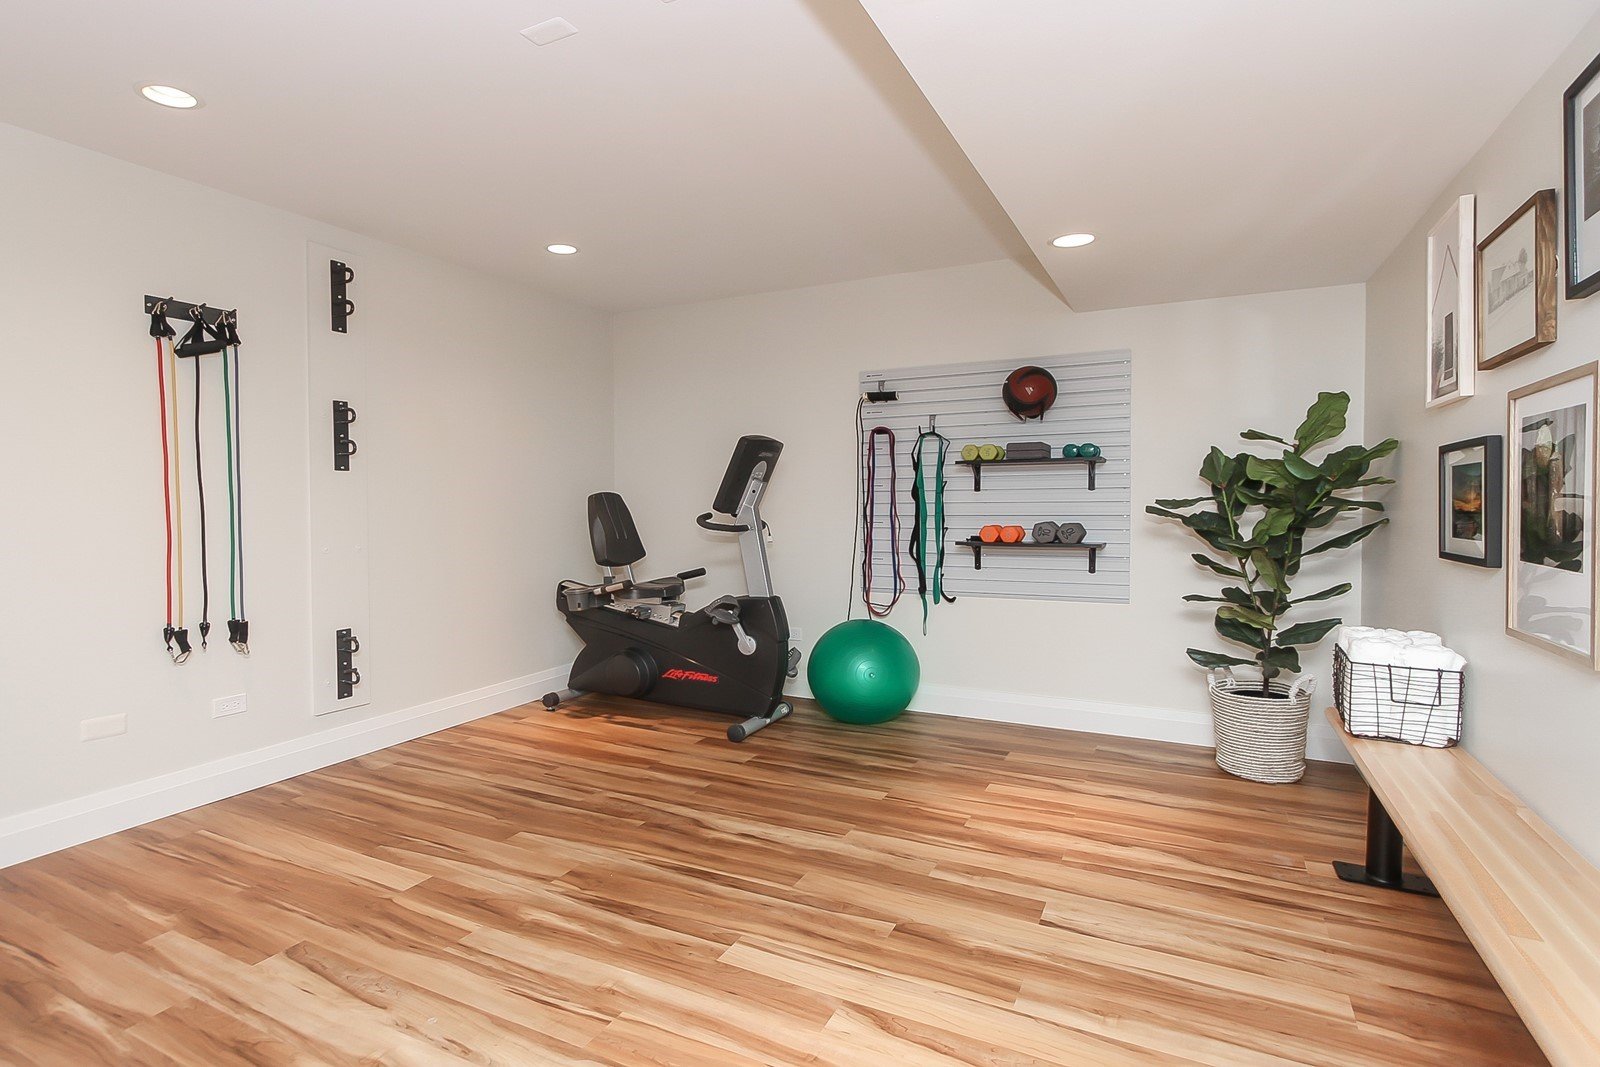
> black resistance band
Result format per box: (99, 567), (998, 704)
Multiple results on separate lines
(861, 426), (904, 617)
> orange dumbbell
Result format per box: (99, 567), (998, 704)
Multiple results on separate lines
(999, 525), (1025, 543)
(979, 524), (1003, 543)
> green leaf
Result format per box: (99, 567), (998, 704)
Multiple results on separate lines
(1303, 517), (1389, 556)
(1261, 646), (1302, 675)
(1192, 553), (1245, 578)
(1152, 497), (1213, 510)
(1293, 391), (1350, 452)
(1186, 648), (1254, 669)
(1240, 429), (1290, 445)
(1219, 604), (1277, 629)
(1145, 506), (1186, 520)
(1293, 582), (1352, 604)
(1245, 456), (1292, 487)
(1277, 618), (1342, 646)
(1280, 451), (1322, 481)
(1199, 447), (1235, 486)
(1216, 615), (1270, 651)
(1250, 549), (1288, 593)
(1325, 496), (1383, 510)
(1251, 508), (1294, 543)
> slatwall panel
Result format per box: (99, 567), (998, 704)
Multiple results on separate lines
(858, 351), (1131, 604)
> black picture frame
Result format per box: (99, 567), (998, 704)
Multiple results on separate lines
(1438, 435), (1503, 568)
(1563, 50), (1600, 299)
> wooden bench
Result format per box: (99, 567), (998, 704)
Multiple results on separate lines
(1325, 707), (1600, 1066)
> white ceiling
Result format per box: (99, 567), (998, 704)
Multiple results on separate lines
(0, 0), (1025, 311)
(1, 2), (1597, 312)
(860, 0), (1600, 311)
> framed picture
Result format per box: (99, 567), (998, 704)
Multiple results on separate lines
(1427, 195), (1476, 408)
(1564, 51), (1600, 299)
(1477, 190), (1557, 370)
(1439, 436), (1503, 568)
(1507, 363), (1600, 667)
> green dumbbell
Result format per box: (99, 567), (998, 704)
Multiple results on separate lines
(1078, 442), (1102, 459)
(1061, 443), (1081, 459)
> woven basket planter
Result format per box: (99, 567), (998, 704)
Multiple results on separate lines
(1208, 671), (1315, 784)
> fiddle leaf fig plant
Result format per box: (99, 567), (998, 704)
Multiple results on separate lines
(1146, 391), (1398, 687)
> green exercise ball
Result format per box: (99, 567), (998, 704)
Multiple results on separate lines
(1078, 442), (1102, 458)
(807, 620), (920, 725)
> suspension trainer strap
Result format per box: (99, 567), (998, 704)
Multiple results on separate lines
(934, 431), (954, 606)
(909, 432), (930, 633)
(861, 426), (904, 617)
(908, 429), (956, 634)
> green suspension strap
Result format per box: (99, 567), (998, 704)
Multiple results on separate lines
(220, 315), (249, 654)
(909, 424), (956, 634)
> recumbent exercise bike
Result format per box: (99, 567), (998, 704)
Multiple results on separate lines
(542, 435), (800, 741)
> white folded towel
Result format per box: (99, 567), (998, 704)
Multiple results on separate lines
(1337, 626), (1464, 746)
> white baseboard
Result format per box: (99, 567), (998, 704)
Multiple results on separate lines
(0, 664), (571, 870)
(792, 678), (1350, 765)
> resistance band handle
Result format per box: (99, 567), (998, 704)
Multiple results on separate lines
(171, 627), (192, 664)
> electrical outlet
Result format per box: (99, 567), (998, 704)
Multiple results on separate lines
(80, 713), (127, 741)
(213, 693), (247, 718)
(790, 626), (805, 640)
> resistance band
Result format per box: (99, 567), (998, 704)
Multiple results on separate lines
(909, 425), (956, 633)
(861, 425), (905, 617)
(191, 317), (212, 650)
(222, 329), (249, 654)
(156, 308), (190, 662)
(150, 310), (181, 660)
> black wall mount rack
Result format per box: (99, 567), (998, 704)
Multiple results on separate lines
(145, 295), (237, 339)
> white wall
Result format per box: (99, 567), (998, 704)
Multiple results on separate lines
(1363, 14), (1600, 865)
(611, 261), (1368, 756)
(0, 123), (609, 860)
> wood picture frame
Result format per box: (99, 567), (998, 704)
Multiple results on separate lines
(1476, 190), (1557, 370)
(1506, 363), (1600, 667)
(1426, 195), (1475, 408)
(1563, 50), (1600, 299)
(1439, 435), (1503, 568)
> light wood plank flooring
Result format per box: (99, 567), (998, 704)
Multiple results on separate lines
(0, 697), (1545, 1065)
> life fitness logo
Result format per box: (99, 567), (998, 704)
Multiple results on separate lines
(662, 668), (719, 684)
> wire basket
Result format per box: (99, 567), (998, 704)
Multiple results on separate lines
(1333, 646), (1463, 748)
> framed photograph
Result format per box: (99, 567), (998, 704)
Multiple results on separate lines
(1564, 51), (1600, 298)
(1507, 363), (1600, 667)
(1439, 436), (1503, 568)
(1477, 190), (1557, 370)
(1426, 194), (1476, 408)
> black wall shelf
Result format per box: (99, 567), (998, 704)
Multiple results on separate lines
(960, 537), (1106, 573)
(956, 455), (1105, 491)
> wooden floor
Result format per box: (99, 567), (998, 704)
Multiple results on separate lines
(0, 698), (1545, 1066)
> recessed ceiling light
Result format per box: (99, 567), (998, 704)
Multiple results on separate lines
(521, 17), (579, 46)
(139, 84), (200, 109)
(1050, 233), (1095, 248)
(546, 244), (579, 255)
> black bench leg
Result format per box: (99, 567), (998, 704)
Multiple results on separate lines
(1334, 789), (1440, 897)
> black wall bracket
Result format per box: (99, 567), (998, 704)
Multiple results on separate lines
(145, 296), (238, 354)
(336, 628), (362, 699)
(333, 400), (358, 471)
(331, 260), (355, 333)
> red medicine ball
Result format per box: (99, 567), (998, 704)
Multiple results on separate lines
(1003, 366), (1058, 420)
